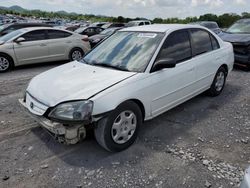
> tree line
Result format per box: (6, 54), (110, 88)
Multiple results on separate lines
(0, 7), (250, 28)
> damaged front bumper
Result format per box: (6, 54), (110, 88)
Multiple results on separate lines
(19, 98), (87, 145)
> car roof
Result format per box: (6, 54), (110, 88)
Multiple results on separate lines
(129, 20), (150, 23)
(19, 27), (72, 33)
(120, 24), (206, 33)
(9, 22), (51, 26)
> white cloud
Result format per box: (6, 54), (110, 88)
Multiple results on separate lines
(234, 0), (246, 4)
(1, 0), (249, 19)
(191, 0), (223, 7)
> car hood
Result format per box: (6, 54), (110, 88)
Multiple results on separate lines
(219, 32), (250, 45)
(27, 61), (136, 107)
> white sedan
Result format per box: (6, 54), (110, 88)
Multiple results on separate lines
(20, 24), (234, 152)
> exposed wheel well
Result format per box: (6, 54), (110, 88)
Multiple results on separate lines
(220, 64), (228, 76)
(128, 99), (145, 121)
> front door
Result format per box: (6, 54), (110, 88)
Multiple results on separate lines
(149, 30), (196, 117)
(14, 29), (49, 65)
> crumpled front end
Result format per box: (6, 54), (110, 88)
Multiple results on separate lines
(19, 93), (87, 145)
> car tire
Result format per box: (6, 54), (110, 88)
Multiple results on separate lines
(94, 101), (142, 152)
(207, 66), (227, 97)
(0, 54), (14, 73)
(69, 48), (84, 61)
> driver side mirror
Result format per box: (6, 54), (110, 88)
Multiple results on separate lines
(151, 58), (177, 72)
(15, 37), (25, 43)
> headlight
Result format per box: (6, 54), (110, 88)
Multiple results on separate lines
(49, 100), (93, 122)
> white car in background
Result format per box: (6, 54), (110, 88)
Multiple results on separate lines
(127, 20), (151, 27)
(0, 27), (90, 72)
(20, 24), (234, 152)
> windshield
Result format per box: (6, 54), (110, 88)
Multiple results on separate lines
(102, 24), (112, 29)
(201, 23), (218, 29)
(0, 24), (8, 32)
(0, 29), (24, 42)
(100, 28), (116, 35)
(82, 31), (164, 72)
(227, 20), (250, 34)
(127, 22), (137, 27)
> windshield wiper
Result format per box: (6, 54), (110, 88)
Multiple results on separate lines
(91, 63), (129, 72)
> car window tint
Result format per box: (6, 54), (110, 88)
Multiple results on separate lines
(210, 34), (220, 50)
(191, 29), (213, 55)
(21, 30), (46, 41)
(145, 22), (150, 25)
(139, 22), (144, 26)
(157, 30), (192, 63)
(48, 30), (71, 39)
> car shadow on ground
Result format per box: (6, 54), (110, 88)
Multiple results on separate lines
(30, 79), (242, 170)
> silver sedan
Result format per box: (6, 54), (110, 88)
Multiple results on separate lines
(0, 27), (91, 72)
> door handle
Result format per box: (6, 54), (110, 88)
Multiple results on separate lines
(40, 43), (47, 47)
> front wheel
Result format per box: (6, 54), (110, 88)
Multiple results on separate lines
(69, 48), (84, 61)
(207, 66), (227, 97)
(0, 55), (13, 73)
(94, 101), (142, 152)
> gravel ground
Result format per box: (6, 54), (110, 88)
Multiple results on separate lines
(0, 63), (249, 188)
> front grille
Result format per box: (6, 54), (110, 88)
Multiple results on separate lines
(26, 93), (49, 116)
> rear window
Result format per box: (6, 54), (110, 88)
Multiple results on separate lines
(190, 29), (213, 55)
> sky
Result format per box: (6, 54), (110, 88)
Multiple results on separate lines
(1, 0), (250, 19)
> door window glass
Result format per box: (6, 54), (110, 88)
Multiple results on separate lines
(21, 30), (47, 42)
(190, 29), (213, 55)
(156, 30), (192, 63)
(210, 34), (220, 50)
(48, 30), (71, 39)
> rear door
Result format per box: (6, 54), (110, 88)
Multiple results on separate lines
(189, 29), (221, 89)
(150, 30), (196, 117)
(13, 29), (49, 65)
(46, 29), (73, 61)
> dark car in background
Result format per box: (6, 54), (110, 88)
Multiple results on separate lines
(191, 21), (221, 34)
(219, 19), (250, 69)
(0, 22), (53, 36)
(75, 26), (104, 37)
(89, 27), (123, 48)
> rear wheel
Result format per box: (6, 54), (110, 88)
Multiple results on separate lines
(94, 101), (142, 152)
(69, 48), (84, 61)
(0, 55), (13, 73)
(207, 67), (227, 97)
